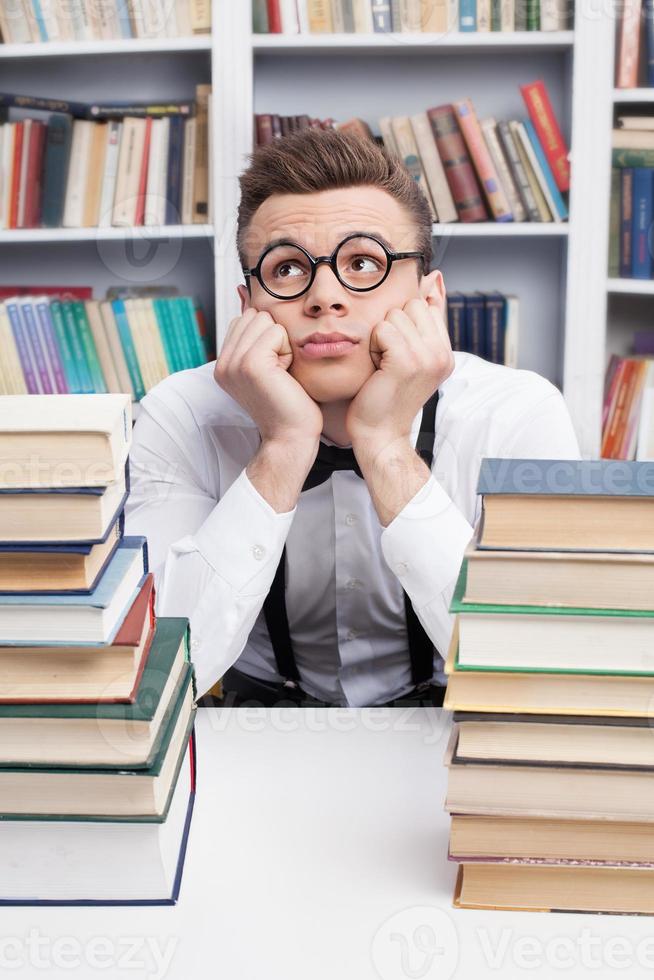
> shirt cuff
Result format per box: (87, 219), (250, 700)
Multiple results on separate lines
(380, 473), (474, 610)
(192, 467), (297, 595)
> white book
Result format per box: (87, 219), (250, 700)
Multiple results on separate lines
(36, 0), (62, 39)
(0, 740), (192, 903)
(617, 116), (654, 131)
(0, 125), (12, 230)
(637, 362), (654, 461)
(540, 0), (568, 29)
(16, 118), (31, 229)
(112, 117), (147, 227)
(175, 0), (193, 35)
(378, 115), (400, 157)
(514, 120), (561, 221)
(296, 0), (310, 32)
(20, 0), (40, 39)
(503, 294), (519, 368)
(145, 116), (170, 227)
(100, 300), (135, 396)
(97, 119), (122, 228)
(447, 0), (458, 30)
(68, 0), (93, 38)
(125, 298), (157, 391)
(53, 0), (75, 38)
(280, 0), (300, 31)
(330, 0), (345, 30)
(164, 0), (179, 36)
(181, 116), (197, 224)
(352, 0), (374, 30)
(480, 117), (526, 222)
(410, 112), (457, 223)
(0, 0), (31, 43)
(63, 120), (94, 228)
(476, 0), (491, 29)
(500, 0), (514, 29)
(94, 0), (122, 38)
(391, 115), (437, 220)
(140, 0), (167, 37)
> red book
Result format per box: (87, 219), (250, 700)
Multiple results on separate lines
(602, 359), (635, 458)
(8, 121), (23, 230)
(520, 80), (571, 194)
(266, 0), (283, 31)
(426, 105), (488, 222)
(616, 0), (643, 88)
(134, 116), (152, 226)
(21, 121), (46, 229)
(0, 286), (92, 299)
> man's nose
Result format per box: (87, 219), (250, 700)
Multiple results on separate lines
(302, 261), (348, 316)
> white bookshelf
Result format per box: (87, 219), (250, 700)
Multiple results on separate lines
(0, 2), (620, 457)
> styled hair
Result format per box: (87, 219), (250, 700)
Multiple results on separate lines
(236, 127), (433, 275)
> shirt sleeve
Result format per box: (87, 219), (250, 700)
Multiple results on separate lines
(379, 384), (583, 660)
(124, 393), (296, 699)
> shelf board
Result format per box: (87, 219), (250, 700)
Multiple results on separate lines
(613, 87), (654, 103)
(253, 30), (574, 55)
(0, 224), (214, 244)
(432, 222), (569, 236)
(0, 35), (211, 58)
(607, 277), (654, 294)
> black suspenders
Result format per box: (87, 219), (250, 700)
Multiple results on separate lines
(262, 389), (441, 691)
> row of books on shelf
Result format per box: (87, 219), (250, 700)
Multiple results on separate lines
(609, 119), (654, 278)
(256, 80), (570, 224)
(601, 352), (654, 460)
(0, 87), (211, 230)
(445, 456), (654, 914)
(0, 393), (196, 904)
(0, 288), (210, 402)
(0, 0), (210, 44)
(253, 0), (572, 34)
(446, 290), (518, 366)
(616, 0), (654, 88)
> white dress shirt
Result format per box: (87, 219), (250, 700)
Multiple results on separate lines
(124, 351), (582, 706)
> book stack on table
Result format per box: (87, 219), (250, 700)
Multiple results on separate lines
(443, 457), (654, 915)
(0, 394), (196, 906)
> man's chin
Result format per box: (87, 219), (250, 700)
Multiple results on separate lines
(292, 365), (374, 404)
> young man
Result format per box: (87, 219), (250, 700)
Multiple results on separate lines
(125, 128), (581, 708)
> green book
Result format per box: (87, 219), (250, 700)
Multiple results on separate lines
(608, 167), (620, 277)
(526, 0), (539, 29)
(178, 296), (207, 366)
(613, 148), (654, 168)
(152, 297), (180, 373)
(168, 296), (196, 369)
(72, 301), (107, 392)
(49, 299), (82, 392)
(111, 298), (145, 399)
(61, 300), (93, 393)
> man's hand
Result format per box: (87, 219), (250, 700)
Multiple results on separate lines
(215, 307), (323, 446)
(345, 296), (454, 449)
(215, 308), (323, 513)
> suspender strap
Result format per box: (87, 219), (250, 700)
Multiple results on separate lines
(262, 388), (441, 689)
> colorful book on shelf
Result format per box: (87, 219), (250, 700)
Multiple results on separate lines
(520, 79), (570, 194)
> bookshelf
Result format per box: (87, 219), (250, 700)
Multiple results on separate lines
(0, 2), (620, 457)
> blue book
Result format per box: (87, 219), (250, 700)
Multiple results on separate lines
(0, 536), (148, 645)
(165, 117), (184, 225)
(446, 293), (467, 350)
(631, 168), (654, 279)
(19, 300), (55, 394)
(478, 458), (654, 497)
(464, 294), (486, 358)
(459, 0), (476, 30)
(115, 0), (134, 38)
(41, 115), (73, 229)
(30, 0), (49, 40)
(645, 0), (654, 86)
(523, 119), (569, 221)
(371, 0), (393, 30)
(4, 300), (39, 393)
(482, 292), (507, 364)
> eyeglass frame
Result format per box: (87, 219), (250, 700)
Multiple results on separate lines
(242, 231), (427, 300)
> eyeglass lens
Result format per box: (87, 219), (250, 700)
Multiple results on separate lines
(259, 235), (389, 297)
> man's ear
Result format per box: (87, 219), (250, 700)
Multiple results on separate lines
(419, 267), (446, 313)
(236, 284), (250, 314)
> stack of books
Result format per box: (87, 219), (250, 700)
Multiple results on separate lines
(0, 86), (212, 229)
(255, 80), (570, 225)
(253, 0), (571, 34)
(443, 457), (654, 915)
(0, 394), (196, 905)
(0, 288), (210, 401)
(0, 1), (211, 44)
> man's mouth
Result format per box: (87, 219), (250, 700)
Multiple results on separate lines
(299, 332), (360, 360)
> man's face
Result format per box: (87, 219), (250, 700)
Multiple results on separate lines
(237, 185), (445, 404)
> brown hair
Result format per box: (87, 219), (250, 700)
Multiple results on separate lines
(236, 127), (433, 274)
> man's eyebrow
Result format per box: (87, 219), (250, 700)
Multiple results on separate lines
(261, 230), (396, 254)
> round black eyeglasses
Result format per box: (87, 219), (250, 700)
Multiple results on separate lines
(242, 232), (426, 301)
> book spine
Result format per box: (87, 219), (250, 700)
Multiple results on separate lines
(480, 118), (526, 221)
(189, 0), (211, 32)
(503, 295), (519, 367)
(602, 359), (636, 457)
(20, 301), (53, 393)
(522, 117), (568, 220)
(477, 0), (491, 29)
(151, 298), (178, 372)
(181, 117), (197, 224)
(111, 299), (146, 399)
(97, 120), (121, 228)
(484, 294), (507, 364)
(330, 0), (346, 31)
(266, 0), (283, 31)
(420, 0), (447, 29)
(352, 0), (374, 29)
(410, 111), (458, 223)
(35, 300), (68, 393)
(8, 121), (23, 231)
(616, 0), (643, 87)
(5, 300), (39, 394)
(620, 167), (634, 276)
(71, 301), (107, 392)
(61, 300), (93, 393)
(391, 115), (437, 220)
(631, 168), (654, 278)
(192, 85), (210, 224)
(371, 0), (393, 30)
(446, 294), (467, 349)
(620, 360), (649, 458)
(427, 106), (488, 221)
(453, 99), (512, 221)
(49, 300), (82, 393)
(41, 113), (72, 229)
(133, 116), (152, 226)
(165, 115), (184, 225)
(614, 147), (654, 167)
(459, 0), (475, 27)
(490, 0), (501, 29)
(0, 302), (27, 394)
(645, 0), (654, 85)
(526, 0), (539, 27)
(464, 295), (486, 357)
(608, 167), (621, 277)
(21, 121), (46, 229)
(115, 0), (135, 37)
(307, 0), (333, 29)
(168, 296), (196, 368)
(520, 79), (571, 194)
(16, 119), (32, 230)
(510, 120), (552, 220)
(179, 296), (207, 365)
(341, 0), (356, 30)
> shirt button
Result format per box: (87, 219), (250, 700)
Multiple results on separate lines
(347, 629), (359, 640)
(346, 578), (362, 590)
(395, 561), (409, 576)
(252, 544), (266, 560)
(345, 513), (356, 526)
(191, 639), (200, 652)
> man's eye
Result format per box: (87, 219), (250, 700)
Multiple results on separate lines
(350, 255), (381, 272)
(274, 262), (305, 278)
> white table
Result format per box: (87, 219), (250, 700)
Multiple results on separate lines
(3, 707), (654, 980)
